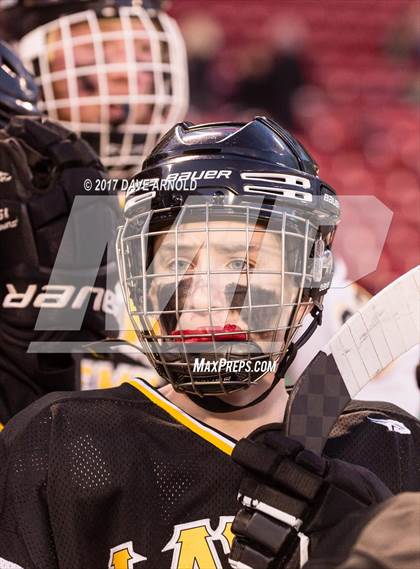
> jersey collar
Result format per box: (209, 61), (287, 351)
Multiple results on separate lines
(126, 378), (236, 456)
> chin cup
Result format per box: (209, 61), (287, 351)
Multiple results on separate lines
(155, 341), (273, 395)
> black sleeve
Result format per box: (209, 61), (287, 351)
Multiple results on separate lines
(0, 347), (76, 426)
(0, 396), (59, 568)
(324, 400), (420, 493)
(0, 116), (121, 425)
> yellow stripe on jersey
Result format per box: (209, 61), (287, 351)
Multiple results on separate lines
(0, 422), (4, 432)
(127, 379), (235, 456)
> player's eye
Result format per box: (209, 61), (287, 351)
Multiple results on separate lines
(78, 75), (97, 94)
(167, 258), (191, 273)
(227, 259), (253, 271)
(135, 42), (152, 62)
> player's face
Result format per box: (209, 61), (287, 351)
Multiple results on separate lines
(149, 219), (299, 353)
(47, 18), (153, 125)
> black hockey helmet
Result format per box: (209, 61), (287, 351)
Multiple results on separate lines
(117, 117), (340, 404)
(0, 41), (39, 127)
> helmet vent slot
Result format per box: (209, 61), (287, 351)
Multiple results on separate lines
(243, 185), (312, 202)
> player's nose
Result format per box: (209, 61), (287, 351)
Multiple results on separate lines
(180, 282), (231, 330)
(107, 72), (129, 95)
(185, 276), (231, 319)
(183, 276), (210, 310)
(136, 70), (154, 94)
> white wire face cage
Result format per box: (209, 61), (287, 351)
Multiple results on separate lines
(18, 6), (189, 176)
(116, 195), (326, 396)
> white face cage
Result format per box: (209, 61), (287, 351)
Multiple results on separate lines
(18, 6), (188, 176)
(116, 194), (326, 396)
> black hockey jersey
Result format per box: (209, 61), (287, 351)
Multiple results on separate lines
(0, 378), (419, 569)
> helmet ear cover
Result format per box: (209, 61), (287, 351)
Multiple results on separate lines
(302, 225), (336, 306)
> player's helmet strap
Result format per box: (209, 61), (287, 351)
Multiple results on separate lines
(186, 307), (323, 413)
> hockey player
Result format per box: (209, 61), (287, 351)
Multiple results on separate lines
(0, 52), (121, 427)
(0, 112), (121, 426)
(1, 0), (188, 176)
(0, 118), (418, 569)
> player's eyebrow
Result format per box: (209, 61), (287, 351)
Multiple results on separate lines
(209, 243), (258, 254)
(155, 243), (203, 256)
(156, 242), (278, 256)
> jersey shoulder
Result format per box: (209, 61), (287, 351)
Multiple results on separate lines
(1, 383), (140, 444)
(344, 399), (418, 419)
(325, 399), (420, 493)
(338, 399), (419, 435)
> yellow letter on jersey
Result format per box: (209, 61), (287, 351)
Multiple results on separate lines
(163, 520), (223, 569)
(213, 516), (235, 554)
(108, 541), (146, 569)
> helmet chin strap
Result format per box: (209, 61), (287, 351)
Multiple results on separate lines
(186, 306), (323, 413)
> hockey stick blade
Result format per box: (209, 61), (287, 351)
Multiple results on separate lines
(285, 265), (420, 455)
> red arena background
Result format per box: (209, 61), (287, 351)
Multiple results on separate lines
(170, 0), (419, 293)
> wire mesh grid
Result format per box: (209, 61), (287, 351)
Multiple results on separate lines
(18, 6), (188, 174)
(117, 199), (319, 393)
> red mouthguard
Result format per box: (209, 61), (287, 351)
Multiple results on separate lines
(170, 324), (246, 342)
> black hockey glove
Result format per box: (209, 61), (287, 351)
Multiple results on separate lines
(0, 116), (120, 421)
(229, 425), (392, 569)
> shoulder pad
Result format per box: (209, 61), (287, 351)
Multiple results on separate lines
(5, 115), (104, 170)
